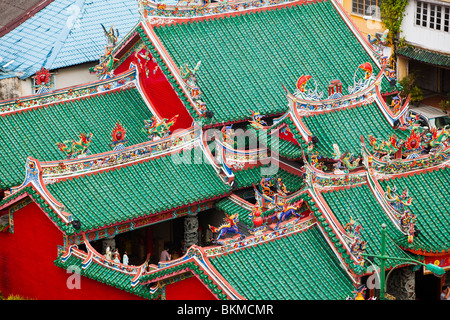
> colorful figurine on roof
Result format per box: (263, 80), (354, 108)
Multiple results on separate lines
(331, 144), (362, 173)
(385, 186), (417, 241)
(110, 121), (129, 150)
(425, 126), (450, 152)
(209, 212), (245, 244)
(343, 217), (366, 263)
(101, 24), (119, 49)
(56, 132), (94, 159)
(33, 67), (53, 94)
(89, 25), (120, 79)
(348, 62), (377, 94)
(390, 95), (402, 114)
(368, 134), (402, 159)
(143, 115), (178, 141)
(367, 29), (389, 54)
(359, 62), (373, 80)
(276, 177), (287, 196)
(271, 199), (304, 230)
(402, 130), (425, 159)
(249, 111), (268, 130)
(296, 75), (312, 93)
(248, 206), (266, 235)
(135, 49), (154, 78)
(221, 125), (235, 145)
(294, 75), (324, 100)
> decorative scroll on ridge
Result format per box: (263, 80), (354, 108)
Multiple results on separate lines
(0, 68), (137, 115)
(289, 63), (384, 114)
(138, 0), (298, 21)
(41, 126), (201, 180)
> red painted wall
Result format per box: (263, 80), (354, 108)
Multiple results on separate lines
(165, 275), (217, 300)
(0, 201), (144, 300)
(115, 45), (193, 131)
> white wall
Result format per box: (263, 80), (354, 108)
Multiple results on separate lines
(401, 0), (450, 53)
(15, 61), (99, 99)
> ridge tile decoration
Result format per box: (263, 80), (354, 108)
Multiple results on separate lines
(0, 85), (153, 189)
(41, 126), (199, 179)
(291, 62), (380, 113)
(139, 0), (297, 20)
(57, 133), (94, 159)
(384, 186), (417, 244)
(151, 0), (394, 125)
(0, 69), (137, 115)
(364, 117), (450, 175)
(209, 212), (245, 245)
(143, 115), (179, 141)
(45, 147), (231, 232)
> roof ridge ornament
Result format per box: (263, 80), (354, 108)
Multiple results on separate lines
(138, 0), (298, 21)
(56, 132), (94, 159)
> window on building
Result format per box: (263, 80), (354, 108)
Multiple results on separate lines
(445, 7), (449, 32)
(352, 0), (382, 19)
(416, 1), (450, 32)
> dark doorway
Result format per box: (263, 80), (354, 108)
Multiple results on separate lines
(415, 268), (442, 300)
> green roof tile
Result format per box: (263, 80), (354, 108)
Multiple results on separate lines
(153, 1), (391, 125)
(321, 184), (416, 268)
(396, 46), (450, 67)
(378, 167), (450, 253)
(301, 102), (409, 157)
(210, 225), (355, 299)
(46, 147), (231, 231)
(0, 87), (153, 189)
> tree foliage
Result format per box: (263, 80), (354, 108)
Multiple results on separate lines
(380, 0), (409, 44)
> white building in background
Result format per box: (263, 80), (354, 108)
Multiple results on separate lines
(397, 0), (450, 97)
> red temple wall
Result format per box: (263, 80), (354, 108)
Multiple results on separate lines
(0, 201), (144, 300)
(115, 46), (193, 131)
(165, 274), (217, 300)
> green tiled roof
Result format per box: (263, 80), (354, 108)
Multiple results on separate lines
(266, 135), (303, 160)
(321, 184), (415, 268)
(209, 225), (355, 299)
(396, 46), (450, 67)
(46, 148), (231, 232)
(54, 254), (157, 299)
(378, 167), (450, 253)
(302, 102), (409, 157)
(0, 87), (153, 189)
(216, 197), (253, 227)
(153, 1), (393, 125)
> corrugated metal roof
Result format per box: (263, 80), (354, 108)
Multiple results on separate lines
(0, 0), (140, 80)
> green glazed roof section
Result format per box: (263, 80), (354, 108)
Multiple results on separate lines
(54, 254), (158, 299)
(320, 183), (415, 268)
(301, 102), (409, 157)
(378, 167), (450, 254)
(46, 147), (231, 232)
(0, 87), (153, 189)
(216, 197), (254, 227)
(209, 225), (355, 299)
(396, 46), (450, 67)
(153, 1), (392, 125)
